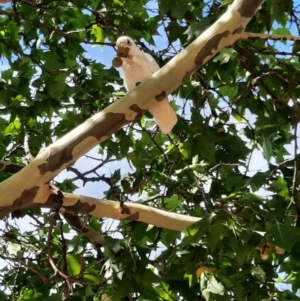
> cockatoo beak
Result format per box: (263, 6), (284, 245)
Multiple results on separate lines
(117, 45), (130, 58)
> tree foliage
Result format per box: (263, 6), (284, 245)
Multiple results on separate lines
(0, 0), (300, 300)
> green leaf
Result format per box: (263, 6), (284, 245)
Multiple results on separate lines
(184, 21), (208, 41)
(104, 237), (126, 253)
(262, 133), (273, 161)
(17, 289), (43, 300)
(0, 291), (8, 301)
(113, 0), (123, 6)
(270, 177), (289, 199)
(67, 253), (81, 276)
(292, 270), (300, 293)
(213, 48), (236, 65)
(91, 24), (104, 43)
(45, 73), (68, 99)
(161, 229), (181, 246)
(272, 27), (291, 35)
(59, 179), (78, 192)
(82, 273), (102, 283)
(208, 275), (225, 295)
(4, 120), (21, 136)
(179, 142), (190, 159)
(132, 222), (148, 241)
(159, 0), (188, 19)
(183, 213), (215, 246)
(266, 223), (300, 252)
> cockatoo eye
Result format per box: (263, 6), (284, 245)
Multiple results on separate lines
(127, 39), (132, 46)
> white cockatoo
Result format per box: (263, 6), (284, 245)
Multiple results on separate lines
(115, 36), (177, 134)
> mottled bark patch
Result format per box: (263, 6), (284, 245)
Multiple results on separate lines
(13, 186), (39, 207)
(63, 199), (96, 214)
(129, 104), (146, 120)
(123, 211), (140, 221)
(233, 26), (244, 35)
(155, 91), (167, 102)
(64, 211), (88, 233)
(0, 192), (61, 218)
(235, 0), (264, 18)
(195, 31), (230, 66)
(182, 31), (230, 82)
(38, 112), (128, 174)
(0, 206), (18, 218)
(119, 203), (130, 214)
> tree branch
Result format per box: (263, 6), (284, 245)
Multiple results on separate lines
(241, 32), (300, 42)
(0, 161), (24, 173)
(61, 193), (200, 232)
(63, 211), (106, 245)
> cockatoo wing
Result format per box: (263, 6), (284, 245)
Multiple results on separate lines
(121, 48), (153, 91)
(144, 53), (160, 73)
(143, 53), (177, 134)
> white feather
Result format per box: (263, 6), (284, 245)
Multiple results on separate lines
(116, 36), (177, 134)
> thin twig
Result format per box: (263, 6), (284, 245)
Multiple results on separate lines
(0, 8), (114, 46)
(209, 162), (240, 172)
(291, 120), (300, 222)
(268, 159), (293, 181)
(24, 133), (34, 162)
(0, 254), (49, 283)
